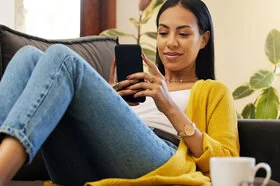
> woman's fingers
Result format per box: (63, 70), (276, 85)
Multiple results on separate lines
(129, 80), (160, 93)
(114, 79), (138, 91)
(141, 54), (162, 78)
(118, 89), (138, 97)
(127, 72), (160, 85)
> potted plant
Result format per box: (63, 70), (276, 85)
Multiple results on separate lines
(233, 29), (280, 119)
(99, 0), (165, 62)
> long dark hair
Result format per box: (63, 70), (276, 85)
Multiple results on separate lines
(156, 0), (215, 80)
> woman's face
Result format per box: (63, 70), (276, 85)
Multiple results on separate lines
(157, 4), (209, 73)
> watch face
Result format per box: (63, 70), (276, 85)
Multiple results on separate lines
(184, 123), (195, 136)
(178, 122), (196, 137)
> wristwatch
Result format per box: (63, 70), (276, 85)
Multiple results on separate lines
(177, 122), (196, 137)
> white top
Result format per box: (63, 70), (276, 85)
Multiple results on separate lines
(130, 89), (191, 136)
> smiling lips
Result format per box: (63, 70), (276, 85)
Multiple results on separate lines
(164, 52), (182, 60)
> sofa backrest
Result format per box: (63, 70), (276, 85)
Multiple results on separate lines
(0, 24), (118, 81)
(238, 119), (280, 182)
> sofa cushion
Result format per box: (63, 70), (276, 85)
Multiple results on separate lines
(0, 24), (118, 81)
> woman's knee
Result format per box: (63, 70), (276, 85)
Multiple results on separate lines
(8, 45), (43, 68)
(44, 44), (75, 61)
(43, 44), (85, 71)
(16, 45), (42, 58)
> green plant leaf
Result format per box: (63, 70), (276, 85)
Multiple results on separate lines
(140, 42), (156, 51)
(142, 47), (156, 62)
(265, 29), (280, 64)
(236, 112), (243, 119)
(140, 16), (154, 25)
(255, 87), (280, 119)
(150, 0), (165, 9)
(232, 83), (255, 100)
(141, 0), (165, 24)
(142, 32), (157, 39)
(99, 29), (136, 39)
(241, 103), (256, 119)
(128, 18), (141, 27)
(249, 70), (275, 89)
(128, 17), (154, 28)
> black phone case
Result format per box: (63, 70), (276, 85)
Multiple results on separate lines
(115, 44), (146, 103)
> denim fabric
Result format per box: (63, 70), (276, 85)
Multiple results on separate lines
(0, 45), (177, 185)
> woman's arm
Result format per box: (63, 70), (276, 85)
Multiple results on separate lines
(164, 105), (204, 157)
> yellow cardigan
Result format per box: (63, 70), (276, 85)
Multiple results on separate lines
(44, 80), (240, 186)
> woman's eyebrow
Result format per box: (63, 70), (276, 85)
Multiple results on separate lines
(177, 25), (192, 30)
(158, 24), (192, 30)
(158, 24), (169, 29)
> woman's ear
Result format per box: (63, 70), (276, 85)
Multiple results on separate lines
(200, 31), (210, 49)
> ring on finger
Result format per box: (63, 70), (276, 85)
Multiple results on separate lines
(112, 82), (120, 91)
(150, 75), (155, 83)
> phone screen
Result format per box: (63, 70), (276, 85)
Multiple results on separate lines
(115, 44), (146, 103)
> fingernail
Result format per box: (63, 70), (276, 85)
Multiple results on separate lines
(141, 54), (147, 59)
(131, 79), (138, 83)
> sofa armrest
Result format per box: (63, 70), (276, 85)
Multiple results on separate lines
(238, 119), (280, 182)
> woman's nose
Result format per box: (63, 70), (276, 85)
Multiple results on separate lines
(166, 35), (179, 48)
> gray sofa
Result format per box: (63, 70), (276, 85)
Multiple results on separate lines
(1, 25), (280, 185)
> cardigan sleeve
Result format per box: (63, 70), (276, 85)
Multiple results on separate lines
(189, 80), (240, 173)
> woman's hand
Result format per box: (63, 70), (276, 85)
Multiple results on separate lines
(109, 59), (140, 106)
(127, 55), (176, 114)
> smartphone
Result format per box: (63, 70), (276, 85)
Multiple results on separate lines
(115, 44), (146, 103)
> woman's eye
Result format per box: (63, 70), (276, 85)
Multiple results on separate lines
(158, 32), (168, 37)
(179, 33), (189, 37)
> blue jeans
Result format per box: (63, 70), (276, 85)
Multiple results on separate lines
(0, 45), (176, 185)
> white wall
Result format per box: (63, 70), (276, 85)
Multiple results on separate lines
(0, 0), (15, 28)
(117, 0), (280, 112)
(204, 0), (280, 111)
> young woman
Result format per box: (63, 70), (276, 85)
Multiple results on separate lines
(0, 0), (239, 185)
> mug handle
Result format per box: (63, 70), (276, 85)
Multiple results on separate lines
(253, 162), (272, 186)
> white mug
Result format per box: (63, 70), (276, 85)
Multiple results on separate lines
(210, 157), (271, 186)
